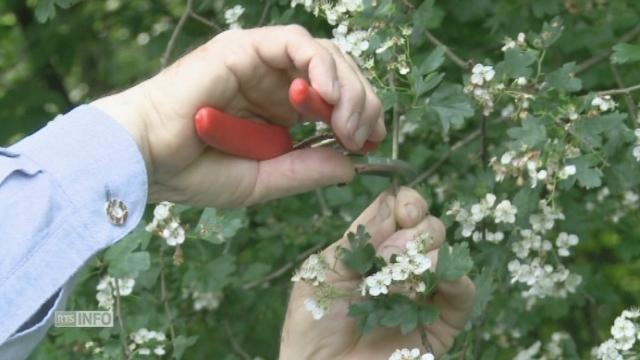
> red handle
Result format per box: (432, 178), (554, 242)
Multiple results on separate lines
(194, 107), (292, 161)
(288, 78), (378, 153)
(194, 78), (379, 161)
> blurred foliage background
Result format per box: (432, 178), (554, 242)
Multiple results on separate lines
(2, 0), (640, 359)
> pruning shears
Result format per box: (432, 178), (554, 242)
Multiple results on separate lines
(194, 78), (415, 180)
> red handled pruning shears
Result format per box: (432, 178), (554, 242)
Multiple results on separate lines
(193, 78), (415, 179)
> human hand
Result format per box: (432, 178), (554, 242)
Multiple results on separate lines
(91, 25), (385, 208)
(280, 187), (475, 359)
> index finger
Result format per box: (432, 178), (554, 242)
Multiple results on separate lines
(249, 25), (340, 104)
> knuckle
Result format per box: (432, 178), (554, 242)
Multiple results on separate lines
(286, 24), (310, 37)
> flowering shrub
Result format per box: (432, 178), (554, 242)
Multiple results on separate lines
(4, 0), (640, 359)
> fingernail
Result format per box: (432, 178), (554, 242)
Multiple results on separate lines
(404, 203), (420, 222)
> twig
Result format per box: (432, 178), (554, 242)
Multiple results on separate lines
(159, 247), (177, 342)
(408, 119), (502, 188)
(418, 324), (435, 355)
(575, 24), (640, 74)
(189, 11), (222, 32)
(597, 83), (640, 96)
(242, 242), (325, 290)
(315, 189), (331, 216)
(224, 320), (252, 360)
(114, 279), (129, 358)
(390, 75), (400, 161)
(257, 0), (272, 27)
(424, 30), (470, 69)
(609, 64), (637, 120)
(161, 0), (194, 68)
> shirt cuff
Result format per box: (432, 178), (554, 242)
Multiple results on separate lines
(11, 104), (148, 245)
(0, 105), (147, 343)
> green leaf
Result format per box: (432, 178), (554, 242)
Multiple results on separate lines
(348, 300), (380, 334)
(35, 0), (56, 23)
(378, 296), (419, 334)
(574, 112), (627, 148)
(470, 270), (495, 319)
(416, 72), (444, 97)
(436, 243), (473, 281)
(413, 0), (444, 32)
(104, 226), (151, 278)
(378, 89), (398, 111)
(417, 303), (439, 325)
(172, 335), (198, 359)
(184, 255), (236, 292)
(196, 208), (247, 244)
(546, 62), (582, 92)
(426, 83), (474, 133)
(507, 116), (547, 148)
(419, 46), (446, 74)
(568, 155), (602, 189)
(611, 43), (640, 64)
(531, 17), (563, 48)
(502, 48), (537, 78)
(339, 225), (377, 275)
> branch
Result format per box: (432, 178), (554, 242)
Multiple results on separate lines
(575, 24), (640, 74)
(224, 320), (252, 360)
(315, 189), (331, 217)
(408, 119), (504, 188)
(609, 64), (637, 120)
(257, 0), (272, 27)
(161, 0), (194, 69)
(242, 242), (326, 290)
(424, 30), (471, 69)
(114, 279), (130, 358)
(159, 247), (177, 342)
(189, 11), (222, 32)
(597, 83), (640, 96)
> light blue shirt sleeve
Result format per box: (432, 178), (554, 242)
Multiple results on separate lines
(0, 105), (148, 358)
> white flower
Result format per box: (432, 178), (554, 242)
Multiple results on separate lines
(633, 146), (640, 161)
(470, 64), (495, 86)
(470, 193), (496, 222)
(292, 254), (328, 286)
(162, 220), (185, 246)
(153, 346), (166, 356)
(596, 339), (622, 360)
(364, 268), (392, 296)
(153, 202), (172, 221)
(516, 77), (527, 86)
(501, 151), (516, 165)
(224, 5), (245, 29)
(138, 347), (151, 355)
(96, 276), (135, 310)
(502, 38), (516, 51)
(558, 165), (576, 179)
(494, 200), (517, 223)
(556, 232), (579, 257)
(514, 340), (541, 360)
(192, 290), (222, 311)
(389, 348), (434, 360)
(516, 32), (526, 45)
(591, 95), (617, 112)
(304, 298), (328, 320)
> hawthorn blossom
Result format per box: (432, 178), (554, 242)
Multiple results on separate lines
(494, 200), (517, 223)
(128, 328), (166, 357)
(304, 298), (329, 320)
(389, 348), (434, 360)
(470, 64), (495, 86)
(96, 275), (135, 310)
(591, 95), (617, 112)
(224, 5), (244, 29)
(291, 254), (328, 286)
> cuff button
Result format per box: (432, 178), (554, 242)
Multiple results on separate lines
(106, 199), (128, 225)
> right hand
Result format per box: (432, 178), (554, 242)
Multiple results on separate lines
(280, 187), (475, 359)
(92, 25), (385, 208)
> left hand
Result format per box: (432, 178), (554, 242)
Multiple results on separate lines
(280, 187), (475, 359)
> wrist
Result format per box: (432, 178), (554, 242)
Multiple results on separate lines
(91, 86), (153, 178)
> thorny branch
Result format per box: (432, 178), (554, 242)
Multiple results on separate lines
(424, 30), (471, 69)
(161, 0), (194, 68)
(597, 83), (640, 96)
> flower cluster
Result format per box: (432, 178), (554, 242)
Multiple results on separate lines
(595, 308), (640, 360)
(492, 150), (577, 189)
(292, 253), (333, 319)
(193, 290), (222, 311)
(464, 63), (497, 116)
(96, 275), (135, 310)
(146, 202), (186, 246)
(514, 332), (573, 360)
(585, 187), (639, 223)
(224, 5), (245, 30)
(361, 232), (433, 297)
(501, 32), (527, 52)
(507, 201), (581, 303)
(447, 194), (517, 239)
(591, 95), (617, 113)
(128, 328), (167, 356)
(633, 129), (640, 162)
(388, 348), (434, 360)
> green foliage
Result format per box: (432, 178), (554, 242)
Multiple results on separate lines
(3, 0), (640, 359)
(338, 224), (377, 275)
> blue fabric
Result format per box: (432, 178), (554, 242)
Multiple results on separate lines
(0, 105), (148, 357)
